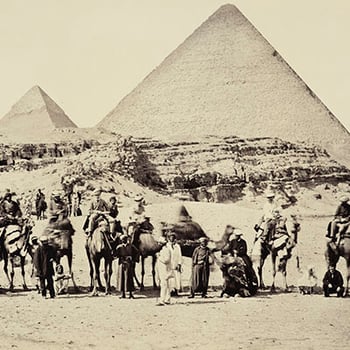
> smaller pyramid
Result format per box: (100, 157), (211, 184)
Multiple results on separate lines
(0, 86), (77, 137)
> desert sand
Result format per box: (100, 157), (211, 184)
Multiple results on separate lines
(0, 200), (348, 350)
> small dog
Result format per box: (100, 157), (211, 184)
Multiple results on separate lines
(298, 265), (318, 295)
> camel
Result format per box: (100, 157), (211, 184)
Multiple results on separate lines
(131, 219), (163, 291)
(325, 228), (350, 296)
(1, 222), (32, 291)
(251, 217), (299, 292)
(45, 219), (78, 290)
(86, 221), (113, 296)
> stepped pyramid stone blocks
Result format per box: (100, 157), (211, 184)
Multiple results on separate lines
(0, 86), (77, 136)
(98, 4), (350, 153)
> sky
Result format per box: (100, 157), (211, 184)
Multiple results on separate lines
(0, 0), (349, 131)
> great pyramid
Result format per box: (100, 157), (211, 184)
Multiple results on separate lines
(0, 85), (77, 137)
(98, 4), (350, 155)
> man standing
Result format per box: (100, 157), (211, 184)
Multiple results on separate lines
(189, 237), (214, 298)
(166, 232), (183, 297)
(115, 235), (138, 299)
(34, 235), (56, 299)
(323, 265), (344, 297)
(156, 238), (173, 306)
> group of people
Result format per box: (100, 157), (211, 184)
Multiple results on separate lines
(0, 185), (349, 300)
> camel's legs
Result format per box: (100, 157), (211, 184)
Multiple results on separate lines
(20, 255), (28, 290)
(3, 254), (12, 289)
(66, 248), (78, 290)
(271, 253), (277, 292)
(133, 263), (141, 288)
(90, 257), (100, 296)
(86, 244), (94, 293)
(140, 256), (145, 291)
(346, 259), (350, 297)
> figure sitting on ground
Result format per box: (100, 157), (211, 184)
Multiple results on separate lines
(54, 264), (71, 295)
(323, 265), (344, 297)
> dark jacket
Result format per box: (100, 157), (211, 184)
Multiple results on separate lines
(335, 203), (350, 219)
(34, 244), (56, 277)
(229, 238), (247, 257)
(323, 269), (344, 288)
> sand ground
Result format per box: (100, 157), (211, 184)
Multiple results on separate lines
(0, 202), (348, 350)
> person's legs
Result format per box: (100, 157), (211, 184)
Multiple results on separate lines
(47, 275), (55, 298)
(120, 265), (126, 298)
(337, 286), (344, 297)
(40, 278), (47, 297)
(164, 279), (171, 304)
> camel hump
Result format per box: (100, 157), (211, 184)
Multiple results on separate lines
(178, 205), (192, 222)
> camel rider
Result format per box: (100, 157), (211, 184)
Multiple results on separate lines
(108, 196), (119, 235)
(257, 191), (281, 244)
(49, 191), (68, 224)
(127, 194), (146, 235)
(86, 189), (109, 236)
(327, 196), (350, 245)
(0, 192), (23, 238)
(269, 209), (291, 258)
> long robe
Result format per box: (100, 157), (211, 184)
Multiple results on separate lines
(167, 242), (183, 292)
(115, 243), (138, 292)
(191, 246), (211, 294)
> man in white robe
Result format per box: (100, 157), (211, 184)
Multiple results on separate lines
(167, 232), (183, 296)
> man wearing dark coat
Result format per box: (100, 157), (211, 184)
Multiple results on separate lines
(327, 196), (350, 243)
(0, 192), (22, 227)
(34, 235), (56, 298)
(323, 265), (344, 297)
(115, 235), (139, 299)
(226, 229), (258, 295)
(189, 237), (214, 298)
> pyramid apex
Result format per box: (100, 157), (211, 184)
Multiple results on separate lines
(211, 3), (241, 17)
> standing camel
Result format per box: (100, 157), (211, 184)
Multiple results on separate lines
(251, 218), (299, 292)
(85, 221), (113, 296)
(45, 219), (78, 290)
(131, 219), (163, 291)
(1, 222), (32, 291)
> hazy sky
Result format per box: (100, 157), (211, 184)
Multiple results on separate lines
(0, 0), (349, 131)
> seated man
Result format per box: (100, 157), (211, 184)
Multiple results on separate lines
(0, 192), (23, 232)
(49, 191), (68, 224)
(85, 189), (109, 236)
(270, 209), (290, 255)
(323, 265), (344, 297)
(327, 196), (350, 246)
(257, 191), (280, 244)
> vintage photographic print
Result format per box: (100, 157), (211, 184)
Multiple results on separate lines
(0, 1), (349, 349)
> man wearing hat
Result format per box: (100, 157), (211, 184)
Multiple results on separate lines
(0, 191), (23, 237)
(85, 189), (109, 236)
(126, 194), (146, 235)
(166, 231), (183, 297)
(115, 234), (139, 299)
(189, 237), (214, 298)
(327, 195), (350, 245)
(257, 191), (281, 244)
(34, 235), (56, 298)
(49, 190), (68, 224)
